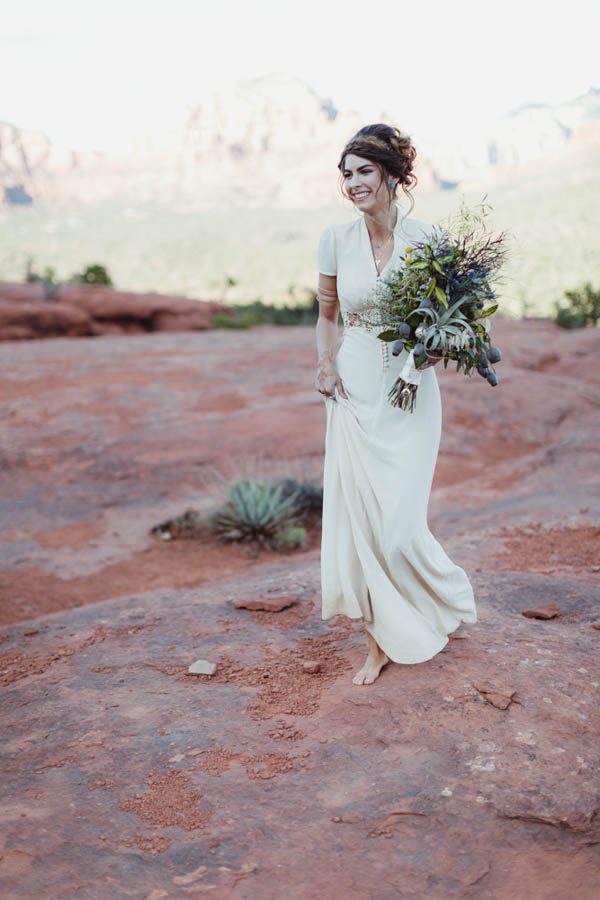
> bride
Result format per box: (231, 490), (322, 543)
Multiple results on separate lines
(314, 123), (477, 686)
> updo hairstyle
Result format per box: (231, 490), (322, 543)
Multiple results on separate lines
(337, 123), (418, 218)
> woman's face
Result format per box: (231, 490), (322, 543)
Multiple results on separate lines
(342, 153), (389, 211)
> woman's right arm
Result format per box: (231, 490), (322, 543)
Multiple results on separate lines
(314, 273), (349, 399)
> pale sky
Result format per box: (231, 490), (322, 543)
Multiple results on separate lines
(2, 0), (598, 151)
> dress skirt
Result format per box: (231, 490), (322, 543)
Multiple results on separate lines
(320, 325), (477, 664)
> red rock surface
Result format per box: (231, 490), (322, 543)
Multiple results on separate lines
(0, 281), (231, 340)
(0, 320), (599, 897)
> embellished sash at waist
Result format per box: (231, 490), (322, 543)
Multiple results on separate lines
(342, 310), (384, 333)
(341, 310), (390, 369)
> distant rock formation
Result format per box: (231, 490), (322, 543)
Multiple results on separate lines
(1, 81), (598, 205)
(0, 281), (232, 340)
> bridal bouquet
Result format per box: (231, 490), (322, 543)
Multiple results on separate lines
(359, 197), (509, 412)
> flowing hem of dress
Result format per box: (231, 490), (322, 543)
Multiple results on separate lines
(321, 592), (477, 665)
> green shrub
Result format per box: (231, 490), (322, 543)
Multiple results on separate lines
(272, 524), (307, 552)
(210, 293), (319, 329)
(554, 282), (600, 329)
(209, 312), (251, 329)
(268, 476), (323, 513)
(69, 264), (114, 286)
(25, 258), (60, 299)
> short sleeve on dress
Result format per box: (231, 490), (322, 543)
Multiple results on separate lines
(317, 226), (337, 276)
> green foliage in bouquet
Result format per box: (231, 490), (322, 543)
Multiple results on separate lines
(360, 197), (509, 409)
(208, 478), (305, 557)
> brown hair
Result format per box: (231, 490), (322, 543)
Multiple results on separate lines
(337, 124), (418, 220)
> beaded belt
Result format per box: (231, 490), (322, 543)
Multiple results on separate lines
(341, 311), (390, 369)
(342, 310), (383, 332)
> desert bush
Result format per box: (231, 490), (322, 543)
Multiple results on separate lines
(210, 293), (319, 329)
(554, 282), (600, 329)
(272, 524), (307, 551)
(208, 478), (304, 556)
(25, 258), (60, 299)
(209, 312), (252, 329)
(149, 508), (210, 540)
(268, 476), (323, 513)
(69, 263), (114, 286)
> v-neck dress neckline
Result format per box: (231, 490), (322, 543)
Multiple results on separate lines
(361, 208), (403, 280)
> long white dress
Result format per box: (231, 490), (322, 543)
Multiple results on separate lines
(318, 209), (477, 664)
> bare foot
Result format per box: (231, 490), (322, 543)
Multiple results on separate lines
(352, 648), (389, 685)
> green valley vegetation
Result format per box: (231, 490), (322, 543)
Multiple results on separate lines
(3, 140), (598, 319)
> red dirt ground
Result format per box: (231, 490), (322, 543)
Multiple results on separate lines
(1, 320), (599, 898)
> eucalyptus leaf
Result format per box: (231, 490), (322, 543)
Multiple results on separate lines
(434, 286), (447, 305)
(480, 303), (498, 318)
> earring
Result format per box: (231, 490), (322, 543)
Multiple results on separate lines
(389, 181), (396, 189)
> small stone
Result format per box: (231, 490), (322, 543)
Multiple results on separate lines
(591, 621), (600, 630)
(441, 787), (453, 797)
(474, 683), (517, 710)
(234, 596), (298, 612)
(522, 603), (561, 620)
(302, 660), (322, 674)
(188, 659), (217, 676)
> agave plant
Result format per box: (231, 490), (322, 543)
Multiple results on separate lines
(209, 478), (304, 556)
(268, 477), (323, 513)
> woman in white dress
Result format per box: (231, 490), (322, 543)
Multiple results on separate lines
(315, 124), (477, 686)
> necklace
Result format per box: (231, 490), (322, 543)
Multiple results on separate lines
(371, 231), (393, 266)
(366, 211), (398, 269)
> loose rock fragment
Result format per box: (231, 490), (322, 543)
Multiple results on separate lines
(302, 660), (322, 674)
(522, 603), (561, 620)
(474, 684), (518, 710)
(234, 596), (298, 612)
(188, 659), (217, 676)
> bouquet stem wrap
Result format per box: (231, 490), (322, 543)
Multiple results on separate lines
(389, 348), (422, 412)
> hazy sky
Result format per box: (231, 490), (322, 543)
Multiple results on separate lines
(2, 0), (598, 151)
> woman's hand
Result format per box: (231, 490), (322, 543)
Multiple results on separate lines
(417, 349), (444, 371)
(314, 354), (349, 400)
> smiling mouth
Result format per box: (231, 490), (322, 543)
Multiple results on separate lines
(352, 191), (370, 201)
